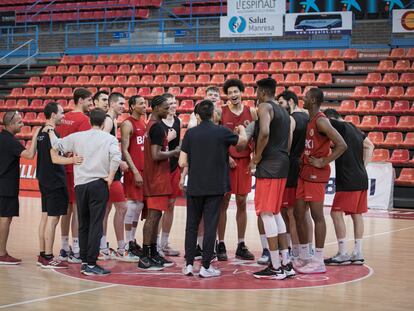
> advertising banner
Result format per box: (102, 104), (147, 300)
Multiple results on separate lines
(227, 0), (286, 15)
(220, 14), (283, 37)
(392, 9), (414, 33)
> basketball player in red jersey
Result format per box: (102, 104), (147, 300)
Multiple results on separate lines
(56, 88), (92, 264)
(218, 79), (257, 261)
(100, 93), (136, 261)
(138, 95), (180, 270)
(121, 95), (147, 259)
(294, 88), (347, 274)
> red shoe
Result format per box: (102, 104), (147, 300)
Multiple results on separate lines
(37, 255), (48, 266)
(41, 258), (68, 269)
(0, 253), (22, 265)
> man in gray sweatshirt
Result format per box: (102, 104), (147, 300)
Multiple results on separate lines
(46, 108), (121, 276)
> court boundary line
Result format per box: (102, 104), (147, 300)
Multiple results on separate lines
(0, 284), (118, 309)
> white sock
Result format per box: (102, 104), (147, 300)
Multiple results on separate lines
(219, 240), (224, 244)
(118, 240), (125, 251)
(238, 238), (244, 244)
(308, 243), (314, 255)
(269, 250), (281, 269)
(125, 230), (132, 243)
(354, 239), (362, 255)
(281, 249), (290, 265)
(131, 226), (137, 241)
(338, 238), (347, 255)
(292, 244), (300, 257)
(72, 238), (79, 254)
(299, 244), (310, 260)
(260, 234), (269, 250)
(100, 236), (107, 250)
(197, 235), (203, 246)
(61, 236), (69, 251)
(160, 232), (169, 247)
(157, 234), (161, 245)
(315, 248), (324, 262)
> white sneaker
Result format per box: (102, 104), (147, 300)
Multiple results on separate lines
(117, 249), (140, 262)
(98, 248), (111, 261)
(351, 253), (365, 265)
(162, 243), (180, 257)
(324, 253), (351, 265)
(182, 264), (194, 276)
(199, 265), (221, 278)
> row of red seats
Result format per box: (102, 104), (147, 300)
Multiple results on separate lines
(172, 5), (226, 16)
(338, 100), (412, 114)
(26, 73), (334, 88)
(16, 9), (149, 22)
(368, 132), (414, 148)
(388, 48), (414, 60)
(377, 60), (414, 72)
(60, 49), (358, 65)
(372, 149), (413, 165)
(395, 168), (414, 186)
(364, 73), (414, 86)
(352, 86), (414, 100)
(344, 115), (414, 131)
(6, 85), (319, 100)
(44, 61), (346, 76)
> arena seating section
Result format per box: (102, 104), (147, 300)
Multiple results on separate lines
(0, 48), (413, 186)
(172, 1), (227, 17)
(0, 0), (162, 23)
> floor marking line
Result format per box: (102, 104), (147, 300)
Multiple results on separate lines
(0, 284), (118, 309)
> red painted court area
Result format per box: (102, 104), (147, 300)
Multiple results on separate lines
(56, 255), (371, 290)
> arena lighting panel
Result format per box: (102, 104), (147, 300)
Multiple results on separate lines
(294, 14), (342, 30)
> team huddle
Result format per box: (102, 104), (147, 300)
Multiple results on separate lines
(0, 77), (374, 280)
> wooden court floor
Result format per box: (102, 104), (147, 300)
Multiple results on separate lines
(0, 196), (413, 310)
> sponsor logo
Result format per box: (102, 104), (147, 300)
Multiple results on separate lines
(401, 11), (414, 31)
(229, 16), (247, 33)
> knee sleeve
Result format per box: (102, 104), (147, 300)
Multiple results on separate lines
(274, 213), (287, 234)
(125, 200), (138, 224)
(260, 213), (278, 238)
(133, 201), (144, 223)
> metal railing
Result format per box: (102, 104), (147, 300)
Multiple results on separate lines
(0, 39), (39, 79)
(0, 25), (39, 56)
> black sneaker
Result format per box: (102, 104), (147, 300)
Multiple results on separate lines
(216, 241), (228, 261)
(82, 264), (111, 276)
(195, 244), (203, 261)
(282, 262), (296, 277)
(137, 255), (164, 271)
(253, 264), (286, 280)
(129, 240), (144, 258)
(235, 242), (254, 260)
(152, 253), (174, 268)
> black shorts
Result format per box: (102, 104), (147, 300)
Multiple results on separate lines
(41, 187), (69, 217)
(0, 196), (19, 217)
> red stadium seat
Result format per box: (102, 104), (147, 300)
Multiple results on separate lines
(285, 74), (299, 85)
(268, 50), (282, 60)
(369, 86), (386, 99)
(241, 74), (254, 85)
(145, 54), (158, 63)
(299, 73), (316, 85)
(329, 60), (345, 72)
(166, 75), (180, 86)
(239, 62), (254, 74)
(46, 87), (60, 98)
(23, 112), (36, 124)
(344, 115), (360, 125)
(399, 73), (414, 85)
(338, 100), (356, 113)
(402, 132), (414, 148)
(170, 63), (183, 74)
(179, 113), (191, 127)
(253, 62), (269, 73)
(44, 66), (57, 75)
(288, 86), (302, 97)
(138, 87), (151, 97)
(182, 75), (196, 86)
(179, 100), (194, 113)
(371, 149), (390, 162)
(195, 87), (206, 98)
(283, 62), (298, 73)
(386, 86), (404, 100)
(394, 60), (410, 72)
(227, 74), (239, 80)
(405, 87), (414, 100)
(111, 87), (124, 94)
(64, 76), (77, 87)
(389, 48), (405, 59)
(343, 49), (357, 60)
(211, 74), (225, 85)
(197, 51), (211, 62)
(225, 62), (239, 74)
(377, 60), (393, 72)
(244, 86), (255, 98)
(143, 64), (156, 74)
(124, 87), (138, 98)
(407, 48), (414, 58)
(282, 50), (296, 61)
(225, 51), (239, 62)
(269, 62), (283, 73)
(297, 50), (311, 60)
(101, 75), (115, 86)
(73, 76), (89, 87)
(316, 73), (332, 85)
(16, 126), (32, 139)
(314, 61), (329, 73)
(392, 100), (410, 113)
(61, 87), (73, 99)
(395, 168), (414, 186)
(378, 115), (397, 130)
(356, 100), (374, 114)
(27, 76), (41, 86)
(196, 63), (211, 74)
(390, 149), (410, 164)
(8, 88), (23, 99)
(310, 49), (326, 60)
(196, 75), (210, 86)
(140, 75), (153, 85)
(131, 64), (143, 74)
(381, 73), (399, 85)
(352, 86), (369, 99)
(153, 75), (166, 86)
(156, 64), (169, 74)
(171, 53), (184, 63)
(298, 61), (313, 73)
(383, 132), (403, 148)
(5, 99), (18, 111)
(33, 87), (46, 98)
(254, 51), (268, 62)
(211, 63), (225, 74)
(359, 115), (378, 130)
(367, 132), (384, 145)
(126, 75), (140, 86)
(271, 74), (284, 84)
(364, 73), (381, 85)
(374, 100), (392, 113)
(184, 63), (197, 74)
(89, 76), (102, 86)
(158, 53), (171, 63)
(397, 116), (414, 130)
(326, 49), (342, 60)
(168, 87), (181, 97)
(181, 87), (195, 99)
(113, 76), (127, 87)
(150, 87), (164, 98)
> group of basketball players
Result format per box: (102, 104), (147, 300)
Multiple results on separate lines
(0, 75), (374, 279)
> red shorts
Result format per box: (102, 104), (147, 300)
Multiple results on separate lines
(282, 187), (297, 208)
(109, 180), (126, 203)
(123, 170), (144, 201)
(331, 190), (368, 215)
(229, 157), (252, 195)
(170, 167), (183, 199)
(254, 178), (287, 216)
(65, 171), (75, 204)
(145, 196), (170, 212)
(296, 177), (326, 203)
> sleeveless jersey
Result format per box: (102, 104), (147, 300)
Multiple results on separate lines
(286, 111), (309, 187)
(143, 120), (172, 197)
(160, 116), (180, 172)
(106, 114), (122, 181)
(254, 101), (290, 179)
(221, 105), (253, 158)
(300, 112), (331, 183)
(125, 116), (146, 172)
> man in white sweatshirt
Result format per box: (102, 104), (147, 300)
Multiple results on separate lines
(46, 108), (121, 276)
